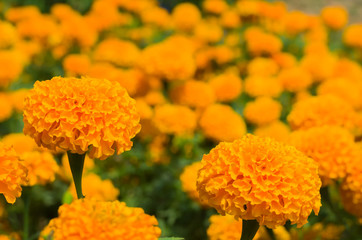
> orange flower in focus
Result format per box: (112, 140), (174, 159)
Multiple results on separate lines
(23, 76), (141, 160)
(199, 104), (246, 142)
(243, 97), (282, 126)
(321, 6), (348, 30)
(289, 126), (359, 185)
(287, 95), (356, 130)
(244, 76), (283, 98)
(180, 161), (207, 206)
(0, 94), (12, 122)
(69, 173), (119, 201)
(63, 54), (91, 77)
(253, 121), (290, 143)
(39, 199), (161, 240)
(93, 38), (140, 67)
(170, 80), (215, 108)
(0, 143), (27, 204)
(208, 72), (243, 102)
(153, 104), (197, 135)
(172, 3), (201, 31)
(197, 134), (321, 228)
(278, 66), (313, 92)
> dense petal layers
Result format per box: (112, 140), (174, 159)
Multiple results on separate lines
(197, 134), (321, 228)
(23, 76), (141, 160)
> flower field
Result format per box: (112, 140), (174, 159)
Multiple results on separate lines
(0, 0), (362, 239)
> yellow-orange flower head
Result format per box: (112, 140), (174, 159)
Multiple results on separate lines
(208, 72), (243, 102)
(253, 121), (290, 143)
(39, 198), (161, 240)
(23, 76), (141, 160)
(321, 6), (348, 30)
(197, 134), (321, 228)
(207, 214), (242, 240)
(289, 126), (359, 185)
(172, 3), (201, 31)
(287, 95), (356, 130)
(199, 104), (246, 142)
(243, 97), (282, 126)
(0, 143), (28, 204)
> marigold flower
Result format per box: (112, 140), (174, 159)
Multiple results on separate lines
(278, 66), (313, 92)
(22, 151), (59, 186)
(93, 38), (140, 67)
(321, 6), (348, 30)
(16, 15), (59, 43)
(140, 6), (171, 29)
(0, 143), (27, 204)
(199, 104), (246, 142)
(287, 95), (356, 130)
(244, 97), (282, 126)
(197, 134), (321, 228)
(137, 36), (196, 81)
(289, 126), (359, 184)
(208, 72), (242, 102)
(172, 3), (201, 31)
(244, 28), (282, 56)
(340, 161), (362, 218)
(253, 121), (290, 143)
(343, 24), (362, 48)
(0, 94), (12, 122)
(333, 58), (362, 82)
(282, 11), (310, 35)
(63, 54), (91, 77)
(247, 57), (279, 77)
(300, 53), (337, 82)
(194, 21), (223, 44)
(272, 52), (297, 69)
(180, 161), (207, 206)
(244, 76), (283, 98)
(144, 91), (167, 106)
(317, 78), (362, 109)
(8, 89), (30, 112)
(5, 6), (41, 22)
(0, 21), (18, 49)
(211, 45), (236, 65)
(153, 104), (197, 135)
(220, 9), (241, 29)
(202, 0), (228, 15)
(0, 50), (24, 88)
(1, 133), (37, 155)
(170, 80), (215, 108)
(23, 76), (141, 160)
(69, 173), (119, 201)
(39, 198), (161, 240)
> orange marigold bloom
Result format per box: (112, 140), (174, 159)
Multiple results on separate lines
(244, 76), (283, 98)
(0, 21), (18, 49)
(287, 95), (356, 130)
(172, 3), (201, 31)
(202, 0), (228, 15)
(69, 173), (119, 201)
(8, 88), (30, 112)
(333, 58), (362, 82)
(0, 94), (12, 122)
(208, 72), (243, 102)
(1, 133), (37, 155)
(39, 199), (161, 240)
(0, 50), (24, 88)
(194, 21), (224, 44)
(244, 97), (282, 126)
(23, 76), (141, 160)
(63, 54), (91, 77)
(272, 52), (297, 69)
(321, 6), (348, 30)
(317, 78), (362, 110)
(5, 6), (41, 22)
(247, 57), (279, 77)
(22, 151), (59, 186)
(137, 36), (196, 81)
(282, 11), (310, 35)
(244, 27), (282, 56)
(170, 80), (215, 108)
(278, 66), (312, 92)
(289, 126), (359, 185)
(197, 134), (321, 228)
(199, 104), (246, 142)
(153, 104), (197, 135)
(300, 53), (337, 82)
(340, 160), (362, 218)
(207, 214), (242, 240)
(220, 9), (241, 29)
(93, 38), (140, 67)
(343, 24), (362, 48)
(253, 121), (290, 143)
(140, 6), (171, 29)
(0, 143), (27, 204)
(180, 161), (207, 206)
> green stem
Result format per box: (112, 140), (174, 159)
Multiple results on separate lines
(241, 219), (259, 240)
(23, 189), (30, 240)
(67, 151), (85, 199)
